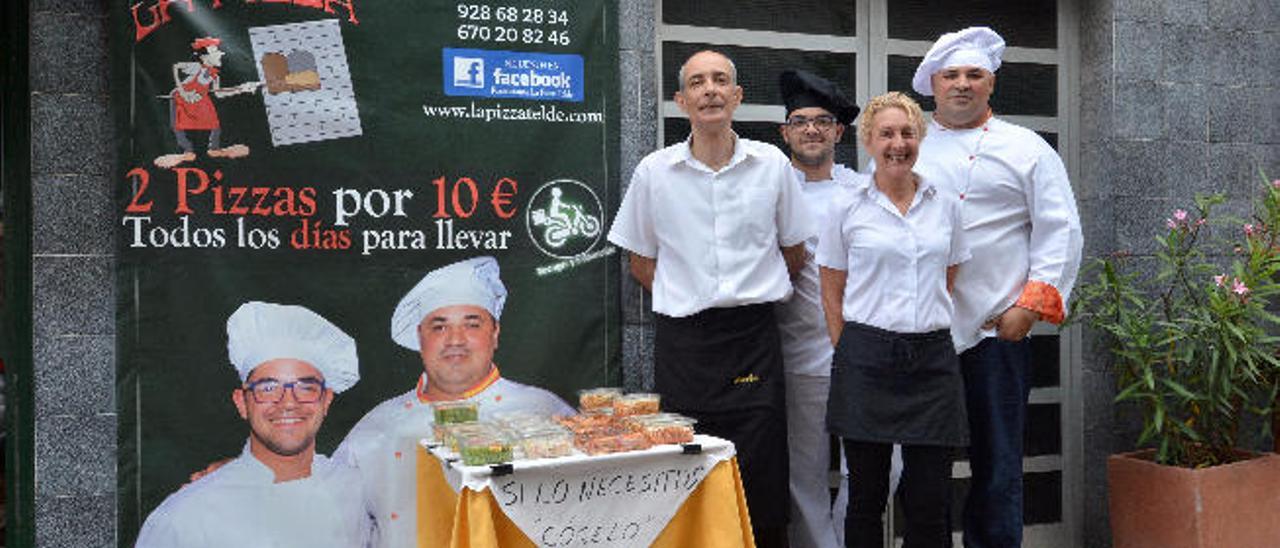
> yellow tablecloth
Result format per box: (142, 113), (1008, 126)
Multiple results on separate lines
(417, 446), (756, 547)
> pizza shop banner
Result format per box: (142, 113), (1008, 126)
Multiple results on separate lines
(111, 0), (620, 542)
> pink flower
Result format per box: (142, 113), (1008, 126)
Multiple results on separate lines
(1272, 179), (1280, 189)
(1233, 278), (1250, 296)
(1166, 218), (1177, 229)
(1196, 218), (1206, 226)
(1245, 223), (1257, 236)
(1214, 274), (1226, 287)
(1174, 209), (1188, 222)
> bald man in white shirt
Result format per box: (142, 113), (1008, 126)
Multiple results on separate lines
(609, 50), (813, 548)
(910, 27), (1083, 548)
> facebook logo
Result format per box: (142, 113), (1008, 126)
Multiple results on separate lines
(443, 48), (584, 102)
(453, 57), (485, 88)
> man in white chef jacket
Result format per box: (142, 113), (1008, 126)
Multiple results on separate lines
(910, 27), (1083, 548)
(775, 68), (864, 548)
(136, 301), (371, 548)
(334, 256), (573, 548)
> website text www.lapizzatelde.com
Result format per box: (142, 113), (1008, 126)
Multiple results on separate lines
(423, 102), (605, 124)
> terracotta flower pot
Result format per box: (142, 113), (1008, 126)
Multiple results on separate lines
(1108, 450), (1280, 548)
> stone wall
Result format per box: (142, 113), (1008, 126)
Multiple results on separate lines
(617, 0), (658, 393)
(27, 0), (117, 545)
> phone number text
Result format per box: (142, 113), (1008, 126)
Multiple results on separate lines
(457, 4), (571, 26)
(456, 24), (571, 46)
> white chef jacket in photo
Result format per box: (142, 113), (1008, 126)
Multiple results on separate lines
(777, 164), (867, 377)
(333, 373), (573, 548)
(913, 117), (1083, 352)
(608, 135), (814, 318)
(136, 444), (371, 548)
(815, 175), (970, 334)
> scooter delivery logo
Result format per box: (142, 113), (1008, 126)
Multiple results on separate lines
(443, 48), (583, 102)
(526, 179), (603, 259)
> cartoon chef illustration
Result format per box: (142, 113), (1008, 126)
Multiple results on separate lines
(155, 37), (260, 169)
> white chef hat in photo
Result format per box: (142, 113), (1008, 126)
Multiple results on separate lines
(912, 27), (1006, 96)
(226, 301), (360, 393)
(390, 256), (507, 351)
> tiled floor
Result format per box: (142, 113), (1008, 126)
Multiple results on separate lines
(892, 524), (1069, 548)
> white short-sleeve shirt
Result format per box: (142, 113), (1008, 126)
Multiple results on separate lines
(815, 175), (970, 333)
(608, 135), (814, 317)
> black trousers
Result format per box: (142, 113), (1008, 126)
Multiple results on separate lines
(653, 303), (790, 541)
(843, 440), (953, 548)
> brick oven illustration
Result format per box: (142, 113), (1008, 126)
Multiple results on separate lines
(260, 50), (322, 94)
(248, 19), (362, 147)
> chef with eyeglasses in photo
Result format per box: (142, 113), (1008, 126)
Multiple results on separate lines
(136, 301), (372, 548)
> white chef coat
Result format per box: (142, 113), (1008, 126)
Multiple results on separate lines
(608, 135), (814, 317)
(333, 374), (573, 548)
(815, 175), (970, 334)
(136, 444), (370, 548)
(777, 164), (867, 377)
(778, 164), (864, 548)
(913, 117), (1083, 352)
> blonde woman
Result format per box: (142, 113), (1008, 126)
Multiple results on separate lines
(815, 92), (969, 548)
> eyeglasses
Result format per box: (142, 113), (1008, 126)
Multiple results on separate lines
(784, 115), (839, 131)
(243, 377), (326, 404)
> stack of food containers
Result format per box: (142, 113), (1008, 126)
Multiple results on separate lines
(428, 388), (700, 465)
(563, 389), (699, 454)
(493, 411), (575, 459)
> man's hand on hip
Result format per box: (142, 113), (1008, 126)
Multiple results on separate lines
(984, 306), (1039, 341)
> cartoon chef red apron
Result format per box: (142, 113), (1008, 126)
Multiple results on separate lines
(172, 64), (221, 131)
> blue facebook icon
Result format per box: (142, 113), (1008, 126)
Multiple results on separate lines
(453, 57), (484, 88)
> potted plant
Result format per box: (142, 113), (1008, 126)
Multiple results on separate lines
(1071, 175), (1280, 548)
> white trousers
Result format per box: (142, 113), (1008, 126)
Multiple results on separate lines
(787, 373), (903, 548)
(786, 373), (842, 548)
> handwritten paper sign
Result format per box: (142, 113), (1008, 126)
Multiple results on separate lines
(434, 436), (735, 547)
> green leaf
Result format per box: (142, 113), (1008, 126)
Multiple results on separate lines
(1161, 378), (1200, 401)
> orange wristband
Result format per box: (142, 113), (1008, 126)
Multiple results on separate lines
(1015, 280), (1065, 324)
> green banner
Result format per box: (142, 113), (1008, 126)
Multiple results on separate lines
(111, 0), (619, 543)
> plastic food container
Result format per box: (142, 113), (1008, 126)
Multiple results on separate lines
(572, 424), (630, 446)
(440, 422), (498, 452)
(624, 413), (694, 429)
(612, 393), (661, 416)
(637, 416), (696, 445)
(578, 387), (623, 411)
(580, 431), (653, 455)
(519, 428), (575, 459)
(625, 412), (693, 425)
(432, 400), (479, 425)
(557, 413), (616, 433)
(492, 411), (554, 431)
(458, 431), (514, 465)
(580, 406), (616, 417)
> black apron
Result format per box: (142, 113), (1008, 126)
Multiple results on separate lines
(653, 303), (789, 529)
(826, 321), (968, 447)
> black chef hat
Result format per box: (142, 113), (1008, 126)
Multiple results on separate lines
(779, 69), (860, 126)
